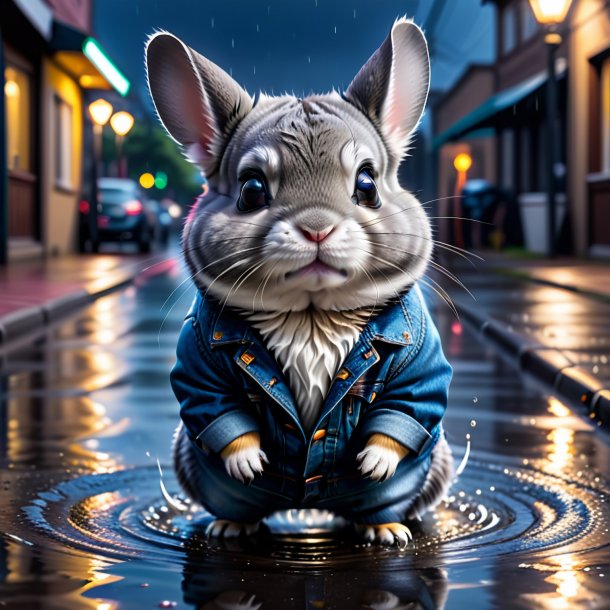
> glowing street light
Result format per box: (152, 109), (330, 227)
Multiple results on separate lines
(87, 98), (113, 126)
(452, 152), (473, 249)
(453, 153), (473, 174)
(528, 0), (572, 256)
(110, 111), (135, 178)
(109, 111), (134, 137)
(528, 0), (573, 26)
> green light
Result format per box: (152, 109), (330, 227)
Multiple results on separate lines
(155, 171), (168, 189)
(82, 38), (130, 97)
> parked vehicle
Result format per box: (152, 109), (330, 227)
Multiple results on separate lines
(79, 178), (155, 253)
(145, 199), (172, 247)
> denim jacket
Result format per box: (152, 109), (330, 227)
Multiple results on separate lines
(170, 285), (452, 519)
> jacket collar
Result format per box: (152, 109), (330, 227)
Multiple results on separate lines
(206, 290), (415, 348)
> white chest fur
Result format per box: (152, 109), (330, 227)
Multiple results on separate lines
(246, 309), (371, 433)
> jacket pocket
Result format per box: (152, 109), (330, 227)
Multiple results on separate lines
(345, 381), (385, 434)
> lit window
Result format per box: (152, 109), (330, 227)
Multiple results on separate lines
(4, 65), (31, 171)
(502, 5), (517, 55)
(54, 96), (73, 189)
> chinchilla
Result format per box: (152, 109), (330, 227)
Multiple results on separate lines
(147, 17), (453, 547)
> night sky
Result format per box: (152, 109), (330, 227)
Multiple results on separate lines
(93, 0), (494, 115)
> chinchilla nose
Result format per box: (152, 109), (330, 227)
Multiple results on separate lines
(299, 225), (335, 243)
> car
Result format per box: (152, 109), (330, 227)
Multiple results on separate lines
(79, 178), (155, 253)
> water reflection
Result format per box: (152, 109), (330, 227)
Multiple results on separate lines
(181, 537), (449, 610)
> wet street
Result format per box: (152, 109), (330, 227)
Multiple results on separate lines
(1, 258), (610, 610)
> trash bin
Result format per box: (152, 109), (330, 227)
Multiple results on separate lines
(517, 192), (566, 254)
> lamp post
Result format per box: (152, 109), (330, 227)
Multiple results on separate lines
(87, 98), (113, 252)
(453, 152), (472, 249)
(528, 0), (573, 257)
(109, 111), (134, 178)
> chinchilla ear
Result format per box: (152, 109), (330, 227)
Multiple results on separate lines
(345, 18), (430, 159)
(145, 31), (253, 173)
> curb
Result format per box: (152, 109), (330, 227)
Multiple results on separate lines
(0, 262), (159, 348)
(454, 298), (610, 427)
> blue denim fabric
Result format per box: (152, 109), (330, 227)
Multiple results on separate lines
(170, 284), (452, 523)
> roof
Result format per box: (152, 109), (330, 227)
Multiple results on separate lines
(433, 60), (567, 148)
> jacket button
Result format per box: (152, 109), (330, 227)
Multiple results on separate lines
(213, 331), (223, 340)
(403, 331), (411, 341)
(240, 352), (255, 365)
(269, 377), (278, 387)
(313, 429), (326, 442)
(363, 350), (374, 359)
(336, 369), (350, 380)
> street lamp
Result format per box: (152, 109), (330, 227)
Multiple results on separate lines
(87, 98), (113, 253)
(452, 152), (473, 249)
(109, 111), (134, 178)
(528, 0), (573, 257)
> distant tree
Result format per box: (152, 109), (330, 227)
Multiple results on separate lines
(102, 123), (203, 203)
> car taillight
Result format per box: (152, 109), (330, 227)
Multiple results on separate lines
(79, 200), (90, 214)
(125, 200), (144, 215)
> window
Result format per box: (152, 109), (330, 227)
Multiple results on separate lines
(502, 5), (517, 55)
(4, 65), (32, 172)
(602, 57), (610, 172)
(520, 0), (538, 41)
(54, 96), (73, 189)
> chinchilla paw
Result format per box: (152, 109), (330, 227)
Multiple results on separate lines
(205, 519), (261, 539)
(223, 446), (268, 483)
(356, 444), (400, 481)
(355, 522), (412, 550)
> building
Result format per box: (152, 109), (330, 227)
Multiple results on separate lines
(434, 0), (610, 257)
(1, 0), (129, 264)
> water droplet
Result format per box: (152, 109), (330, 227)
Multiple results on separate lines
(470, 419), (477, 428)
(231, 38), (235, 48)
(334, 26), (337, 34)
(473, 397), (478, 403)
(158, 602), (177, 609)
(211, 17), (214, 28)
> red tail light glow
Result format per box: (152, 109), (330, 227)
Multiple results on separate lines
(79, 200), (90, 214)
(124, 200), (144, 215)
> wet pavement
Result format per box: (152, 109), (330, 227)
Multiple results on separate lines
(1, 257), (610, 609)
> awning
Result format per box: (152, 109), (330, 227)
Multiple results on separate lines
(50, 21), (130, 96)
(433, 61), (566, 149)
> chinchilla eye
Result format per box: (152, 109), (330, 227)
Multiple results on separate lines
(237, 177), (269, 212)
(353, 168), (380, 208)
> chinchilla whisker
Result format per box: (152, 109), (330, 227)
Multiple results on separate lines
(253, 262), (279, 311)
(356, 246), (459, 318)
(203, 254), (266, 301)
(161, 245), (266, 311)
(359, 195), (458, 229)
(368, 232), (483, 263)
(217, 260), (268, 321)
(366, 240), (475, 300)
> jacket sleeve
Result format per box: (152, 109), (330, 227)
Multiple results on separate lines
(170, 315), (260, 454)
(360, 300), (452, 455)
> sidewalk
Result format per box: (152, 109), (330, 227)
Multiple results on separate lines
(0, 250), (175, 345)
(439, 252), (610, 426)
(1, 246), (609, 424)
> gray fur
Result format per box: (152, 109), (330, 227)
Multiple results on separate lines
(148, 18), (452, 525)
